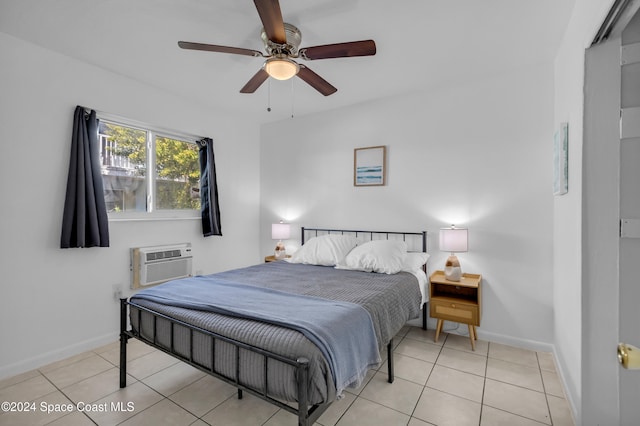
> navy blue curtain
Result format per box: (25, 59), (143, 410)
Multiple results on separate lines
(60, 106), (110, 248)
(198, 137), (222, 237)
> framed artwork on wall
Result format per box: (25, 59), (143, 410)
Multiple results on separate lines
(553, 122), (569, 195)
(354, 145), (386, 186)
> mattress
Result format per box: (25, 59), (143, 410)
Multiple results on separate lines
(129, 261), (422, 404)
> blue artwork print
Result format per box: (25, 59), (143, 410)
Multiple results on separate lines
(356, 165), (383, 184)
(354, 146), (385, 186)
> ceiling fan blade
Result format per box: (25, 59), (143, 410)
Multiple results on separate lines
(240, 69), (269, 93)
(299, 40), (376, 60)
(254, 0), (286, 44)
(297, 65), (337, 96)
(178, 41), (264, 57)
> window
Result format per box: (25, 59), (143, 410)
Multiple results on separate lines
(98, 120), (200, 215)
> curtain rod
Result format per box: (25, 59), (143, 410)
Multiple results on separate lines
(77, 105), (205, 143)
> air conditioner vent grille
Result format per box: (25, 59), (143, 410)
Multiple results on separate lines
(146, 249), (182, 262)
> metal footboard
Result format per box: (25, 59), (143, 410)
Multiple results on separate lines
(120, 299), (360, 425)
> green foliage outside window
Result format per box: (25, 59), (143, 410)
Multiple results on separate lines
(156, 136), (200, 210)
(101, 122), (200, 211)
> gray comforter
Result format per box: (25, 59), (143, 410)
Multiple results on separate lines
(129, 261), (421, 404)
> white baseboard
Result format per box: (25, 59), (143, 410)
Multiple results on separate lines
(550, 345), (580, 425)
(0, 332), (119, 381)
(409, 316), (554, 351)
(475, 328), (555, 353)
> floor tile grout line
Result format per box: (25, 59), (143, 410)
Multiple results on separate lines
(408, 384), (428, 424)
(483, 377), (548, 396)
(196, 391), (238, 425)
(481, 404), (552, 426)
(478, 340), (490, 425)
(113, 379), (188, 426)
(537, 351), (555, 425)
(0, 370), (43, 392)
(337, 333), (435, 425)
(260, 408), (280, 426)
(328, 392), (358, 426)
(128, 363), (246, 425)
(38, 370), (99, 426)
(479, 343), (553, 426)
(36, 352), (117, 389)
(350, 391), (417, 422)
(406, 335), (446, 424)
(114, 391), (229, 426)
(486, 356), (547, 371)
(112, 395), (168, 426)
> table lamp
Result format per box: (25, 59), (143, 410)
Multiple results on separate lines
(439, 225), (468, 281)
(272, 221), (291, 259)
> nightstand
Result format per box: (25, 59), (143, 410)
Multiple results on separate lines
(429, 270), (482, 350)
(264, 255), (290, 262)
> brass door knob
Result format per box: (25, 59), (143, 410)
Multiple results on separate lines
(618, 343), (640, 369)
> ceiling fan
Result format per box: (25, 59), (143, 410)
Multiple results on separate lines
(178, 0), (376, 96)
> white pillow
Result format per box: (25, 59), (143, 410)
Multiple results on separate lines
(401, 252), (430, 273)
(336, 240), (407, 274)
(287, 234), (358, 266)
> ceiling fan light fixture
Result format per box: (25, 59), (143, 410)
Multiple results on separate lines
(264, 56), (299, 80)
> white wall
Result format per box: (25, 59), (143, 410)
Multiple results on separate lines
(0, 32), (262, 379)
(260, 63), (555, 347)
(553, 0), (616, 423)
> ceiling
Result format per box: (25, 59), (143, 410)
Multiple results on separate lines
(0, 0), (576, 123)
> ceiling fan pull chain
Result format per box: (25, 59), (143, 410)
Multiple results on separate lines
(267, 78), (271, 112)
(291, 79), (295, 118)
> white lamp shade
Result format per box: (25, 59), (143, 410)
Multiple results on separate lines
(272, 222), (291, 240)
(439, 227), (468, 253)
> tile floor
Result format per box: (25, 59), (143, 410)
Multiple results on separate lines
(0, 326), (574, 426)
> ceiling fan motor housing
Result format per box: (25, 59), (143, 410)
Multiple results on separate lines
(261, 23), (302, 56)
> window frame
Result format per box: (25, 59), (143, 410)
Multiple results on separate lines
(97, 112), (203, 222)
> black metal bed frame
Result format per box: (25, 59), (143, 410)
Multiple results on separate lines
(119, 227), (428, 426)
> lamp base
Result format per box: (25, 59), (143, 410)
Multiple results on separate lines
(274, 242), (287, 260)
(444, 255), (462, 281)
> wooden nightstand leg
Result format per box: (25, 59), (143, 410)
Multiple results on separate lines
(472, 326), (478, 340)
(434, 319), (443, 343)
(468, 325), (476, 351)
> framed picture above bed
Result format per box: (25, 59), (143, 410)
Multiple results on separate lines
(354, 145), (386, 186)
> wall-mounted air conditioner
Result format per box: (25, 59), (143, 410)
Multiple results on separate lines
(131, 243), (193, 289)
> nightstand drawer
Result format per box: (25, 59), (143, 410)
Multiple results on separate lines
(430, 300), (479, 325)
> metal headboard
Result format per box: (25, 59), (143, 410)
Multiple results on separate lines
(301, 227), (427, 253)
(300, 226), (429, 331)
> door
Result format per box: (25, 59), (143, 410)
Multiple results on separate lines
(583, 3), (640, 424)
(619, 11), (640, 424)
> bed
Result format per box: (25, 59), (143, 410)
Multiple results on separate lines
(119, 227), (428, 426)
